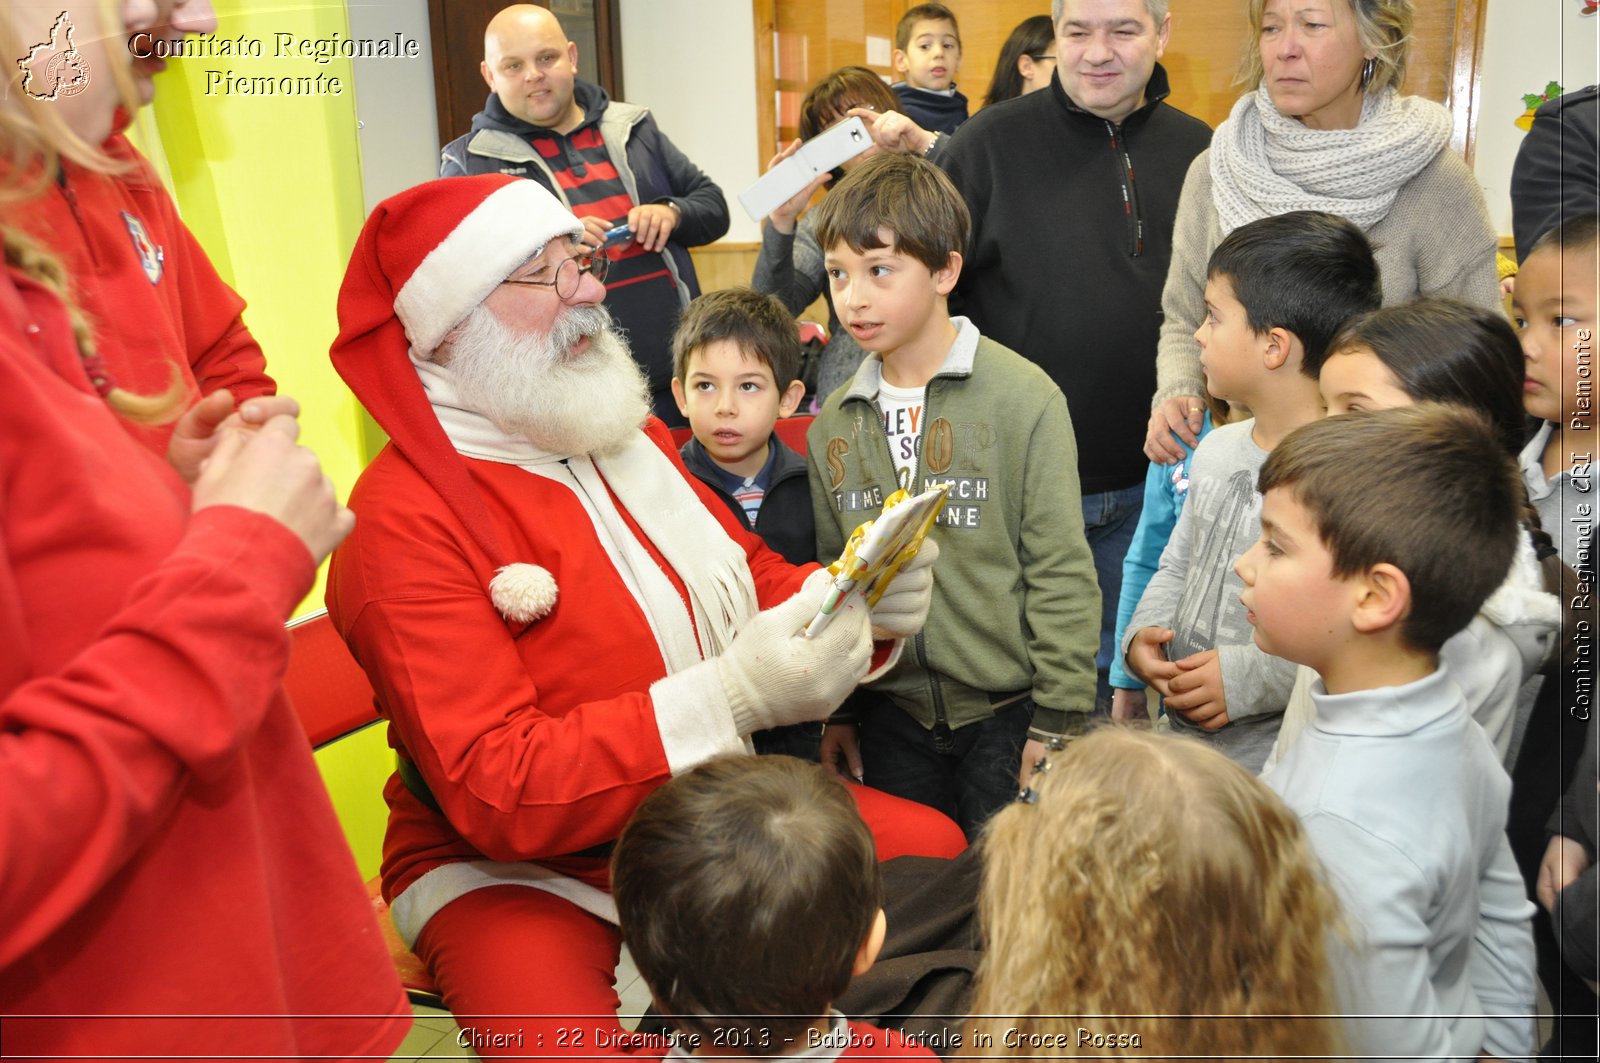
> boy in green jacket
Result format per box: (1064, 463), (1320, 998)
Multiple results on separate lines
(806, 153), (1099, 838)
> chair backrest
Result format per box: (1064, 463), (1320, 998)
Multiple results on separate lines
(284, 608), (380, 748)
(668, 414), (813, 457)
(775, 413), (813, 456)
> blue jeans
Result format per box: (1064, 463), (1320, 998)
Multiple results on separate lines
(858, 696), (1032, 842)
(1082, 483), (1145, 712)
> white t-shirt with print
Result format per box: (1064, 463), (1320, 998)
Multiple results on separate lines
(877, 379), (927, 492)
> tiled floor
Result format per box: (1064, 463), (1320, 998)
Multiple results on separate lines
(386, 947), (655, 1061)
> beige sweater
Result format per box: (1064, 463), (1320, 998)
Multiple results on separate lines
(1153, 146), (1501, 406)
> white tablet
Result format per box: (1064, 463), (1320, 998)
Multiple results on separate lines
(738, 117), (871, 222)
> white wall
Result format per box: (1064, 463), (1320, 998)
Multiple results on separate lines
(1473, 1), (1598, 238)
(619, 0), (763, 242)
(341, 1), (1592, 244)
(347, 0), (442, 213)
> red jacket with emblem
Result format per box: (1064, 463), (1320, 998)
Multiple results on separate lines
(0, 263), (408, 1061)
(13, 135), (274, 453)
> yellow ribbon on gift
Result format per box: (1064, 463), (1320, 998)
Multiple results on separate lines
(826, 483), (950, 605)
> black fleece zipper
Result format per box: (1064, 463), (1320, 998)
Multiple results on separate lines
(1105, 120), (1145, 258)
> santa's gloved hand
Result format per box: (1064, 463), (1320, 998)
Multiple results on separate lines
(870, 538), (938, 639)
(719, 571), (873, 735)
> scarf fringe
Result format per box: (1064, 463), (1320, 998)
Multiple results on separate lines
(594, 438), (759, 660)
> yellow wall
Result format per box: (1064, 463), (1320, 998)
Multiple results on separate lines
(139, 0), (386, 873)
(142, 0), (372, 613)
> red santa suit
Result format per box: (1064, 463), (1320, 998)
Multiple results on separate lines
(327, 175), (963, 1051)
(10, 134), (274, 453)
(0, 257), (409, 1057)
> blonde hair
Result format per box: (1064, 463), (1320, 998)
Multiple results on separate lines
(970, 727), (1344, 1060)
(1, 3), (184, 423)
(1, 0), (140, 194)
(1239, 0), (1412, 97)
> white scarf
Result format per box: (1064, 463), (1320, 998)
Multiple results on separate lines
(1208, 85), (1453, 235)
(415, 358), (758, 671)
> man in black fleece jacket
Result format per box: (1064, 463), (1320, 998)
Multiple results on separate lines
(937, 0), (1209, 712)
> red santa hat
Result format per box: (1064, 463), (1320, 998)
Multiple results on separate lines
(330, 174), (584, 624)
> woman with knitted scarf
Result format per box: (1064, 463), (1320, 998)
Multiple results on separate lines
(1144, 0), (1500, 461)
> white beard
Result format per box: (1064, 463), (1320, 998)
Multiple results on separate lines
(445, 302), (651, 457)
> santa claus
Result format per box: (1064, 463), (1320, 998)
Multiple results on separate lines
(327, 174), (959, 1041)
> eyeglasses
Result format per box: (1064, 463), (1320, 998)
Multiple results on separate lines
(1028, 53), (1056, 61)
(500, 248), (610, 301)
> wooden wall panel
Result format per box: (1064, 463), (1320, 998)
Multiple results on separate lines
(689, 243), (829, 323)
(688, 242), (762, 294)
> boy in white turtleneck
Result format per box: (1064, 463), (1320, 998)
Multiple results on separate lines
(1236, 404), (1537, 1062)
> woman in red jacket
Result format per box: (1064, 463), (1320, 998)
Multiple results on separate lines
(0, 3), (411, 1059)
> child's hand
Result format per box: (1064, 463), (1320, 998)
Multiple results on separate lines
(1165, 649), (1229, 730)
(1110, 687), (1149, 724)
(820, 722), (863, 783)
(1537, 834), (1591, 911)
(1125, 627), (1180, 696)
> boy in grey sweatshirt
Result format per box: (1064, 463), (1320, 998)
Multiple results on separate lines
(1124, 212), (1380, 771)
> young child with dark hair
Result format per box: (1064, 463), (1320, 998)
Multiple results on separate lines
(1109, 386), (1229, 724)
(610, 755), (934, 1059)
(1262, 298), (1561, 767)
(1517, 213), (1599, 575)
(672, 287), (811, 565)
(890, 4), (967, 135)
(673, 288), (819, 761)
(807, 152), (1099, 839)
(1242, 404), (1537, 1059)
(1124, 210), (1381, 770)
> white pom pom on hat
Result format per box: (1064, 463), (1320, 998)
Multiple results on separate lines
(391, 179), (585, 358)
(490, 563), (560, 624)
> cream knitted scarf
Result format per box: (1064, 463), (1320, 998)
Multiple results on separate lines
(1209, 85), (1453, 235)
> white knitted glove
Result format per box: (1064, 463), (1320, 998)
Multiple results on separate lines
(720, 572), (874, 736)
(869, 538), (939, 639)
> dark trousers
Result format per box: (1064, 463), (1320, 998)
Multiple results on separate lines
(859, 696), (1031, 842)
(1509, 671), (1599, 1058)
(752, 722), (822, 762)
(1082, 483), (1144, 713)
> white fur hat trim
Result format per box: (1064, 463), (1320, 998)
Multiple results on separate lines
(489, 563), (559, 623)
(394, 181), (584, 358)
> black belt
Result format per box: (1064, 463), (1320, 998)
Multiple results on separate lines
(394, 755), (615, 860)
